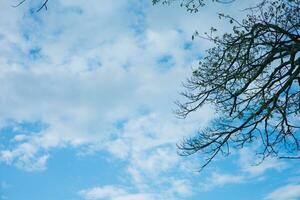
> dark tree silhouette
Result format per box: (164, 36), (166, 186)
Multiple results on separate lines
(175, 0), (300, 170)
(12, 0), (49, 12)
(152, 0), (235, 12)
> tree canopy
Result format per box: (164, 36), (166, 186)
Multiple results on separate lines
(175, 0), (300, 169)
(152, 0), (235, 12)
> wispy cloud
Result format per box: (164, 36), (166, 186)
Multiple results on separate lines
(78, 182), (191, 200)
(200, 172), (245, 191)
(238, 147), (287, 176)
(264, 184), (300, 200)
(0, 144), (49, 171)
(1, 0), (298, 200)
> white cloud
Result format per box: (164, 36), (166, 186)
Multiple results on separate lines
(0, 2), (217, 199)
(0, 0), (223, 173)
(166, 179), (192, 197)
(12, 134), (28, 142)
(0, 145), (49, 171)
(78, 186), (127, 200)
(264, 184), (300, 200)
(0, 0), (279, 199)
(200, 172), (245, 191)
(130, 147), (179, 175)
(78, 185), (159, 200)
(79, 180), (192, 200)
(238, 148), (286, 176)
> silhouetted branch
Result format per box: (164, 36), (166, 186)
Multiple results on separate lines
(12, 0), (49, 12)
(177, 0), (300, 169)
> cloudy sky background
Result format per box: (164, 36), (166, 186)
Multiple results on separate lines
(0, 0), (299, 199)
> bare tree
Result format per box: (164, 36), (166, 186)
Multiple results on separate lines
(152, 0), (235, 12)
(12, 0), (49, 12)
(176, 0), (300, 170)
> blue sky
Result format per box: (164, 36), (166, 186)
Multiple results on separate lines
(0, 0), (299, 200)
